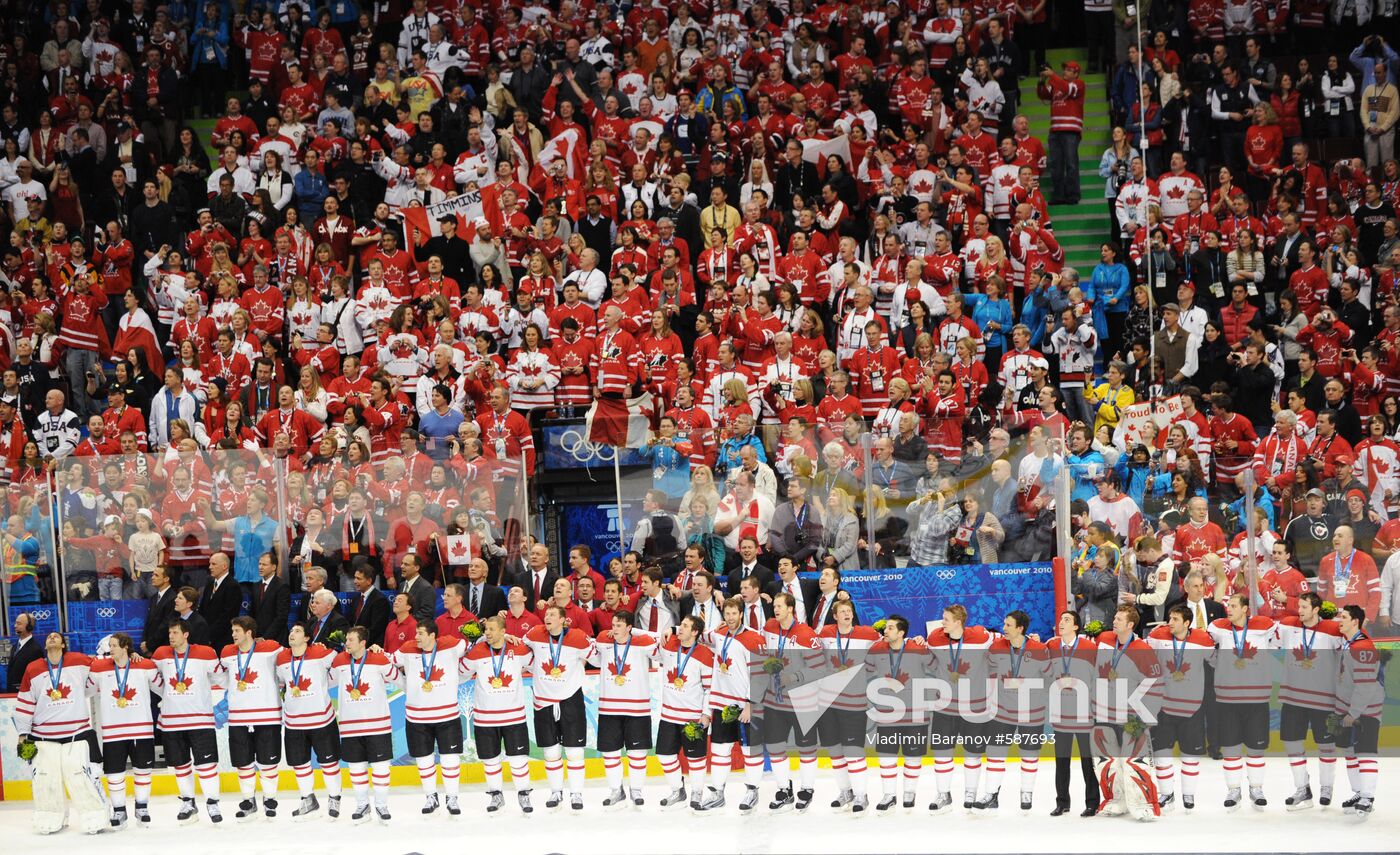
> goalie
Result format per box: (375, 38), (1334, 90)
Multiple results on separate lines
(1092, 604), (1165, 822)
(13, 631), (109, 834)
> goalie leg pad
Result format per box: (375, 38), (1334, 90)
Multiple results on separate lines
(62, 740), (111, 834)
(31, 742), (68, 834)
(1121, 758), (1160, 822)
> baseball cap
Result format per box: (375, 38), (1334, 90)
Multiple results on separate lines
(103, 514), (122, 527)
(1160, 302), (1181, 314)
(1063, 60), (1081, 71)
(0, 394), (16, 407)
(1305, 488), (1326, 500)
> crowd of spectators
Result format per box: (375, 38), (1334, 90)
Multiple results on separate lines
(0, 0), (1396, 640)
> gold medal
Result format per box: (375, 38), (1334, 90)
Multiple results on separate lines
(672, 677), (686, 689)
(173, 681), (188, 693)
(613, 674), (627, 686)
(489, 677), (504, 688)
(421, 680), (434, 691)
(1300, 659), (1313, 670)
(948, 667), (961, 681)
(48, 688), (62, 700)
(237, 680), (248, 691)
(349, 689), (362, 700)
(549, 667), (563, 677)
(1234, 659), (1247, 670)
(116, 697), (129, 708)
(1171, 671), (1185, 682)
(290, 687), (302, 697)
(1106, 669), (1118, 681)
(718, 662), (730, 673)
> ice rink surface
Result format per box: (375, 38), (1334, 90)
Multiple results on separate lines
(1, 756), (1396, 855)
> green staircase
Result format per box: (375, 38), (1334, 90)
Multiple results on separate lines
(1022, 48), (1114, 272)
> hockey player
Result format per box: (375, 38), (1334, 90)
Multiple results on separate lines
(1092, 604), (1164, 821)
(759, 591), (824, 812)
(220, 616), (283, 820)
(15, 631), (107, 834)
(463, 615), (534, 814)
(151, 618), (224, 824)
(589, 609), (660, 809)
(1335, 605), (1383, 818)
(276, 622), (343, 820)
(979, 610), (1050, 811)
(926, 604), (996, 812)
(523, 604), (597, 809)
(1277, 592), (1343, 811)
(89, 632), (159, 829)
(817, 600), (879, 812)
(1207, 593), (1278, 811)
(393, 621), (469, 815)
(331, 625), (400, 823)
(1146, 604), (1213, 812)
(699, 597), (765, 812)
(866, 613), (932, 812)
(654, 615), (715, 809)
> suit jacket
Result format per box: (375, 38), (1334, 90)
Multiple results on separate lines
(239, 382), (279, 425)
(253, 576), (291, 646)
(306, 611), (351, 650)
(345, 587), (392, 648)
(1165, 594), (1226, 625)
(296, 587), (333, 626)
(768, 500), (825, 566)
(725, 562), (777, 598)
(142, 586), (178, 653)
(461, 582), (506, 619)
(509, 567), (562, 607)
(398, 574), (437, 627)
(5, 636), (41, 692)
(737, 597), (775, 631)
(177, 611), (212, 647)
(629, 589), (681, 633)
(678, 593), (724, 632)
(199, 573), (242, 651)
(806, 588), (858, 628)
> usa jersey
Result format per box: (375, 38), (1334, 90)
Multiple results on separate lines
(87, 657), (160, 742)
(15, 653), (94, 740)
(463, 641), (532, 727)
(330, 650), (399, 737)
(276, 645), (337, 730)
(395, 638), (469, 724)
(220, 640), (283, 727)
(590, 630), (660, 717)
(656, 636), (714, 724)
(151, 645), (223, 731)
(705, 626), (764, 712)
(522, 626), (596, 708)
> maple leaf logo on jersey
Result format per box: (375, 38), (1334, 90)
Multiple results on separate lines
(1238, 644), (1259, 661)
(544, 661), (567, 677)
(998, 174), (1017, 188)
(425, 666), (445, 684)
(288, 676), (313, 696)
(170, 676), (194, 693)
(830, 654), (856, 670)
(607, 662), (632, 678)
(912, 178), (935, 195)
(1290, 648), (1316, 665)
(1166, 661), (1191, 676)
(345, 680), (371, 698)
(947, 659), (970, 677)
(716, 656), (733, 673)
(46, 682), (72, 700)
(1166, 185), (1186, 200)
(112, 686), (138, 703)
(1097, 662), (1116, 679)
(666, 668), (688, 688)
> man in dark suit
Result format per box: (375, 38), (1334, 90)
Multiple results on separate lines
(768, 478), (825, 569)
(463, 558), (506, 619)
(773, 139), (822, 207)
(508, 542), (560, 612)
(736, 574), (774, 631)
(295, 566), (333, 627)
(807, 566), (858, 629)
(677, 570), (725, 633)
(6, 612), (40, 691)
(725, 535), (777, 598)
(199, 552), (242, 651)
(346, 563), (391, 647)
(172, 586), (211, 647)
(238, 359), (279, 425)
(414, 215), (473, 283)
(397, 553), (437, 627)
(141, 566), (178, 654)
(305, 589), (351, 650)
(252, 552), (291, 646)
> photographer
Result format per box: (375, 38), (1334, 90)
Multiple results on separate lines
(907, 478), (962, 566)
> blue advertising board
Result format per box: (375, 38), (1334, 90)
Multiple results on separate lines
(540, 423), (649, 470)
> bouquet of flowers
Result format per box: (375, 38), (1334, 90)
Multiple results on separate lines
(762, 657), (784, 676)
(721, 704), (742, 723)
(1084, 620), (1105, 636)
(871, 619), (887, 633)
(461, 621), (484, 642)
(1123, 715), (1147, 739)
(1326, 713), (1345, 740)
(1319, 601), (1339, 620)
(17, 739), (36, 763)
(326, 629), (346, 647)
(682, 720), (708, 743)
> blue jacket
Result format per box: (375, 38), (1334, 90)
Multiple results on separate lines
(638, 441), (692, 499)
(1226, 489), (1275, 534)
(294, 168), (330, 224)
(697, 85), (747, 121)
(965, 292), (1014, 350)
(1113, 457), (1152, 509)
(1066, 450), (1106, 502)
(189, 12), (230, 68)
(717, 433), (766, 475)
(1086, 261), (1130, 345)
(1026, 281), (1072, 346)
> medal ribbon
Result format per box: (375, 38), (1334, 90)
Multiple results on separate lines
(421, 644), (438, 686)
(613, 635), (632, 679)
(236, 646), (254, 683)
(1059, 636), (1079, 677)
(1110, 633), (1134, 673)
(173, 646), (190, 686)
(45, 656), (63, 693)
(349, 651), (367, 690)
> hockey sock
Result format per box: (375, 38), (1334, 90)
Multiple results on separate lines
(847, 751), (868, 797)
(710, 743), (733, 791)
(1245, 753), (1265, 788)
(933, 755), (954, 794)
(107, 773), (127, 809)
(370, 762), (391, 807)
(798, 747), (818, 790)
(174, 763), (194, 799)
(258, 764), (278, 797)
(482, 757), (504, 792)
(660, 753), (682, 790)
(1180, 757), (1201, 798)
(321, 761), (343, 798)
(416, 757), (437, 795)
(686, 756), (706, 796)
(831, 752), (849, 792)
(879, 757), (899, 796)
(1359, 757), (1378, 797)
(349, 762), (370, 807)
(1319, 744), (1337, 791)
(237, 765), (257, 799)
(1346, 757), (1362, 793)
(902, 755), (923, 796)
(441, 753), (461, 797)
(627, 750), (648, 786)
(133, 767), (151, 805)
(1222, 753), (1243, 790)
(963, 756), (983, 797)
(1153, 755), (1176, 797)
(743, 745), (764, 787)
(1284, 740), (1309, 789)
(542, 746), (564, 792)
(508, 756), (531, 792)
(1019, 756), (1039, 796)
(195, 763), (220, 801)
(985, 755), (1006, 795)
(602, 751), (623, 791)
(295, 763), (314, 797)
(564, 747), (586, 796)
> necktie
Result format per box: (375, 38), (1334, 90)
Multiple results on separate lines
(1194, 603), (1205, 629)
(814, 595), (827, 625)
(699, 603), (706, 623)
(533, 573), (542, 603)
(354, 593), (365, 622)
(749, 604), (759, 629)
(649, 600), (659, 632)
(469, 586), (479, 615)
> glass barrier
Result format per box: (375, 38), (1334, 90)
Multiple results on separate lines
(2, 474), (59, 638)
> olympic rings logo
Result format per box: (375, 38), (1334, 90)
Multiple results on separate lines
(936, 569), (956, 581)
(96, 607), (117, 618)
(30, 608), (53, 621)
(557, 428), (617, 464)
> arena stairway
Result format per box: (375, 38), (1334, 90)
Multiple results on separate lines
(1023, 47), (1115, 273)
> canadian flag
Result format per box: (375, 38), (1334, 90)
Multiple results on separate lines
(112, 308), (164, 376)
(533, 126), (588, 183)
(441, 533), (477, 566)
(401, 191), (484, 246)
(585, 390), (654, 448)
(801, 135), (853, 171)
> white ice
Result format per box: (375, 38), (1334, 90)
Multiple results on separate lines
(1, 756), (1395, 854)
